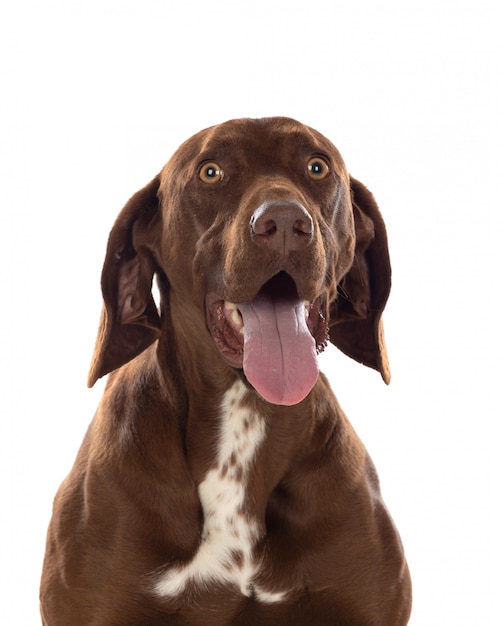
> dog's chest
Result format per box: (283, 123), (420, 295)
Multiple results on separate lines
(154, 380), (285, 603)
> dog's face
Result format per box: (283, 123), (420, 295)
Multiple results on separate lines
(88, 117), (391, 404)
(158, 117), (355, 299)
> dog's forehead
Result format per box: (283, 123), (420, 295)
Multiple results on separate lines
(174, 117), (342, 165)
(159, 117), (349, 195)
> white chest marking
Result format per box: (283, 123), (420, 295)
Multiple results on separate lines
(154, 380), (285, 603)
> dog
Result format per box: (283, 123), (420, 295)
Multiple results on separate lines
(40, 117), (412, 625)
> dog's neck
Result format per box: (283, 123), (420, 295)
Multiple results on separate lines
(153, 378), (314, 602)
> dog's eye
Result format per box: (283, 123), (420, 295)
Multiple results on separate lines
(307, 157), (330, 180)
(199, 162), (223, 184)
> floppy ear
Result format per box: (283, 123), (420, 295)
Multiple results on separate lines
(329, 177), (392, 384)
(87, 176), (162, 387)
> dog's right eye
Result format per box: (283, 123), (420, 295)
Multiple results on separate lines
(307, 157), (330, 180)
(199, 162), (223, 184)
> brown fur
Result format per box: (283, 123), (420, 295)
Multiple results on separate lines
(40, 117), (411, 625)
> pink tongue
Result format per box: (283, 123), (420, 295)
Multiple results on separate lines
(238, 292), (319, 406)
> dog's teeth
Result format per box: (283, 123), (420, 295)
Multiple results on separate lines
(231, 309), (242, 326)
(224, 301), (243, 327)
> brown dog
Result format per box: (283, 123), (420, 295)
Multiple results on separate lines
(41, 117), (412, 625)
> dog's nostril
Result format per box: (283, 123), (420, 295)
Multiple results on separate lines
(252, 217), (277, 237)
(293, 218), (312, 237)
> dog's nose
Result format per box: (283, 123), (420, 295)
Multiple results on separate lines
(250, 201), (313, 252)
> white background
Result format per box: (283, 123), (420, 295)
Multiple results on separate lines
(1, 0), (501, 623)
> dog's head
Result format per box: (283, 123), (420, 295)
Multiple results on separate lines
(88, 117), (391, 405)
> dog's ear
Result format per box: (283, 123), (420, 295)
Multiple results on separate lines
(328, 177), (391, 383)
(88, 176), (162, 387)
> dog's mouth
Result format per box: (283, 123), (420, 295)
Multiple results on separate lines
(206, 272), (328, 406)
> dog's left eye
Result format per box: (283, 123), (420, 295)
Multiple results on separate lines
(199, 162), (223, 184)
(307, 157), (330, 180)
